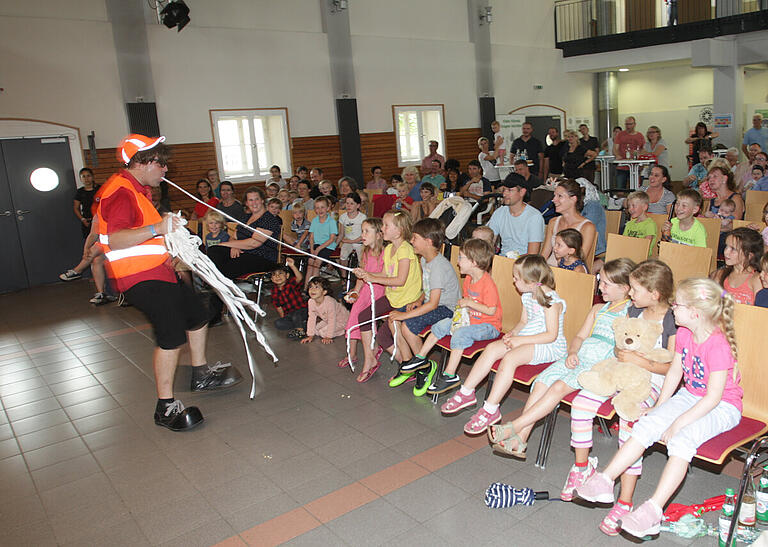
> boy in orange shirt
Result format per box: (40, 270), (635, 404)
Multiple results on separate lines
(398, 238), (502, 386)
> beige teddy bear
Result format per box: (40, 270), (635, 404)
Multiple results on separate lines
(578, 316), (673, 422)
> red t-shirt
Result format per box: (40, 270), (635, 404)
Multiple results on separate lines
(99, 170), (176, 292)
(463, 272), (502, 331)
(615, 131), (646, 170)
(195, 197), (219, 219)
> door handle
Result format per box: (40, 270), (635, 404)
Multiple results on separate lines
(0, 210), (11, 216)
(16, 209), (31, 215)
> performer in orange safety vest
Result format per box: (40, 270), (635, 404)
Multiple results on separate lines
(96, 134), (242, 431)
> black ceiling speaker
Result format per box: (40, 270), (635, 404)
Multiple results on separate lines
(160, 0), (190, 32)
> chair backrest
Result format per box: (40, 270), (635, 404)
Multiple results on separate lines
(745, 190), (767, 211)
(279, 209), (293, 228)
(583, 231), (597, 272)
(605, 210), (622, 235)
(696, 216), (720, 272)
(745, 201), (766, 223)
(306, 209), (317, 221)
(551, 267), (597, 342)
(604, 233), (652, 264)
(658, 241), (713, 287)
(734, 303), (768, 423)
(491, 256), (523, 333)
(225, 222), (237, 238)
(187, 219), (198, 235)
(732, 219), (762, 231)
(449, 245), (460, 278)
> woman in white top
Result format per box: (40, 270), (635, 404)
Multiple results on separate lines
(639, 164), (676, 215)
(641, 126), (669, 181)
(477, 136), (501, 186)
(540, 179), (597, 268)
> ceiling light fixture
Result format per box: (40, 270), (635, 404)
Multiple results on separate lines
(618, 68), (629, 72)
(479, 5), (492, 25)
(330, 0), (348, 13)
(160, 0), (190, 32)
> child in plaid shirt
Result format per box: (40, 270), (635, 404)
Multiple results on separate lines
(272, 258), (308, 333)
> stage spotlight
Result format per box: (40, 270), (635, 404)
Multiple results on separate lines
(161, 0), (190, 32)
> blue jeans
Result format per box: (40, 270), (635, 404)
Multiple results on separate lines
(403, 305), (454, 336)
(615, 169), (629, 189)
(430, 318), (500, 349)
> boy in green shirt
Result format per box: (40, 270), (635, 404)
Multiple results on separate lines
(661, 189), (707, 247)
(623, 191), (657, 256)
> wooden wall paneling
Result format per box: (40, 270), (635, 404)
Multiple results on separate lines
(291, 134), (343, 185)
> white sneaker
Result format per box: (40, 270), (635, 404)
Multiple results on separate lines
(59, 269), (82, 281)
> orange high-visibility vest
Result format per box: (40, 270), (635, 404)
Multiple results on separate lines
(96, 173), (169, 279)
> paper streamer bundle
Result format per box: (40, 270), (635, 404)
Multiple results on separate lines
(163, 216), (276, 399)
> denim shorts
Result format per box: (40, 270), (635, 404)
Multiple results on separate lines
(403, 305), (454, 336)
(430, 318), (500, 349)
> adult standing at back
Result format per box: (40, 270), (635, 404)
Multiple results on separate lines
(562, 129), (595, 180)
(542, 127), (567, 181)
(421, 140), (445, 177)
(540, 179), (596, 269)
(477, 136), (501, 188)
(613, 116), (646, 189)
(511, 122), (544, 176)
(578, 124), (600, 182)
(685, 122), (717, 166)
(486, 173), (545, 257)
(743, 113), (768, 157)
(73, 167), (100, 238)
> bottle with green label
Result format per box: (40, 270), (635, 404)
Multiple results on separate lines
(757, 465), (768, 526)
(719, 488), (735, 547)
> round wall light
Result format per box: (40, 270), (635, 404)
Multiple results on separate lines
(30, 167), (59, 192)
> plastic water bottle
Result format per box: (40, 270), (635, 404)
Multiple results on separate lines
(739, 478), (757, 537)
(625, 144), (631, 160)
(719, 488), (736, 547)
(757, 465), (768, 527)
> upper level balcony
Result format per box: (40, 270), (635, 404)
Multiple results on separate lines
(555, 0), (768, 56)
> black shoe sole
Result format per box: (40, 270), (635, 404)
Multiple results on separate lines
(154, 416), (205, 431)
(191, 376), (244, 393)
(426, 382), (460, 395)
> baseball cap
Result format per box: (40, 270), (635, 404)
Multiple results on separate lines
(117, 134), (166, 165)
(499, 172), (532, 201)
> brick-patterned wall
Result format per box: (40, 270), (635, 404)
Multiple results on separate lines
(84, 127), (481, 212)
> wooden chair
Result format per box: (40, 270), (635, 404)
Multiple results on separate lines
(647, 213), (669, 256)
(583, 230), (598, 273)
(658, 241), (713, 287)
(279, 209), (293, 227)
(604, 233), (652, 264)
(732, 219), (763, 231)
(187, 219), (199, 235)
(745, 201), (766, 223)
(745, 190), (767, 212)
(696, 216), (721, 273)
(605, 210), (622, 235)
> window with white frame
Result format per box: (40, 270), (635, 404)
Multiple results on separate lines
(210, 108), (291, 181)
(392, 105), (446, 167)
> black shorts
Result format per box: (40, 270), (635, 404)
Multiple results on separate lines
(124, 280), (208, 350)
(314, 247), (335, 260)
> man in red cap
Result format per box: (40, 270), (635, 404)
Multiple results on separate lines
(95, 134), (241, 431)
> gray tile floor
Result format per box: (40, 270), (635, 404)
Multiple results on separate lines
(0, 280), (747, 546)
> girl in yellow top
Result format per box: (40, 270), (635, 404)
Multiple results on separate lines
(355, 210), (422, 377)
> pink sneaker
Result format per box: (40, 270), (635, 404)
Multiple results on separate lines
(463, 408), (501, 435)
(574, 472), (615, 504)
(560, 457), (597, 501)
(599, 501), (631, 536)
(618, 500), (662, 538)
(440, 391), (477, 415)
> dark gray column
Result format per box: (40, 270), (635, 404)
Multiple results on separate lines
(469, 1), (495, 144)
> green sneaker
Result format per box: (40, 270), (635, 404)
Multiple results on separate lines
(388, 370), (415, 387)
(413, 360), (437, 397)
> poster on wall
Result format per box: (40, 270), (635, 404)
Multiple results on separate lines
(745, 104), (768, 128)
(496, 114), (525, 150)
(713, 114), (733, 129)
(687, 104), (714, 133)
(567, 116), (594, 132)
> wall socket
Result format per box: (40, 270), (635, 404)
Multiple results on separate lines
(533, 84), (543, 89)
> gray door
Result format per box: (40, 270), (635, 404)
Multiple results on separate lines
(0, 138), (82, 293)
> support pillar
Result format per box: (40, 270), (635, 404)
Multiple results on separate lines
(469, 0), (495, 143)
(713, 65), (744, 151)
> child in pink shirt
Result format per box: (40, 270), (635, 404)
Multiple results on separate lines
(301, 277), (350, 344)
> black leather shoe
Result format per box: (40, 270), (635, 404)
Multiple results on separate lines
(154, 400), (204, 431)
(191, 362), (243, 392)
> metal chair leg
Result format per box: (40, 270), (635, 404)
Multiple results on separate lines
(539, 409), (558, 469)
(485, 371), (495, 402)
(255, 276), (263, 307)
(430, 350), (449, 405)
(728, 436), (768, 546)
(535, 404), (559, 468)
(597, 417), (613, 438)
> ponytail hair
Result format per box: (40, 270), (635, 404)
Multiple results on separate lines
(514, 254), (556, 307)
(676, 278), (738, 381)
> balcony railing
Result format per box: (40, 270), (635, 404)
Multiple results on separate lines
(555, 0), (768, 54)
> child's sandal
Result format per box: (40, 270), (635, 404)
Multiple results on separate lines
(338, 357), (357, 369)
